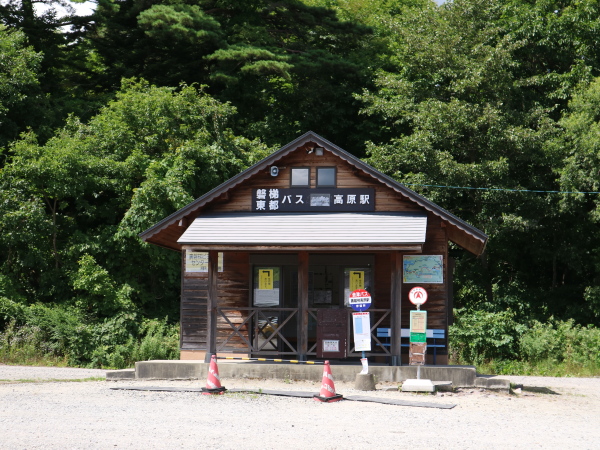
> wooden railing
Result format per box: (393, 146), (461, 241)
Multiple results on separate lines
(216, 306), (393, 358)
(216, 307), (299, 355)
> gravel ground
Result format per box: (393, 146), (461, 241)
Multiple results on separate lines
(1, 364), (599, 449)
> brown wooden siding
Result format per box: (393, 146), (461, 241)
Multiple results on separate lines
(204, 150), (421, 214)
(181, 251), (250, 352)
(180, 271), (208, 350)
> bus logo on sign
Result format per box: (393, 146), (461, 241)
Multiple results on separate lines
(349, 289), (372, 312)
(408, 286), (428, 306)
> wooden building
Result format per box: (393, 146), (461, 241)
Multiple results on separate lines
(140, 132), (487, 365)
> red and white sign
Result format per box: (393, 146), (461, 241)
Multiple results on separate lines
(408, 286), (428, 306)
(349, 289), (372, 312)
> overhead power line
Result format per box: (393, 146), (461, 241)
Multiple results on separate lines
(402, 183), (600, 195)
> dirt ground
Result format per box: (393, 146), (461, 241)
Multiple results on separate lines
(1, 365), (599, 449)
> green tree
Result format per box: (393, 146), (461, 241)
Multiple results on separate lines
(0, 79), (270, 318)
(552, 78), (600, 321)
(0, 0), (105, 141)
(359, 0), (600, 323)
(87, 0), (378, 153)
(0, 24), (43, 150)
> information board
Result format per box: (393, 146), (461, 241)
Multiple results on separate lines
(352, 312), (372, 351)
(403, 255), (443, 284)
(410, 310), (427, 343)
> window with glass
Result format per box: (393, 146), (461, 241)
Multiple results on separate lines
(317, 167), (336, 187)
(291, 167), (310, 187)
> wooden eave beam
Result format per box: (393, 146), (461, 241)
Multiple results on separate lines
(178, 244), (423, 252)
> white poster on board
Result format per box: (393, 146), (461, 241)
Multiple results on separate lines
(352, 312), (371, 352)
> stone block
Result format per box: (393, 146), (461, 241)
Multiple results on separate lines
(355, 373), (376, 391)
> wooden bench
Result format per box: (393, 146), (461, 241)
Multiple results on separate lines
(376, 328), (446, 365)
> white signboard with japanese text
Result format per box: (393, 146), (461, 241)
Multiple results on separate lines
(252, 188), (375, 212)
(185, 252), (223, 272)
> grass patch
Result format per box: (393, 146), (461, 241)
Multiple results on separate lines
(472, 359), (600, 377)
(0, 376), (105, 384)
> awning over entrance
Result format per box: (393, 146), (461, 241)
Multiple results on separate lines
(177, 212), (427, 245)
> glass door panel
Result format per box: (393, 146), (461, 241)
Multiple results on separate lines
(253, 267), (280, 351)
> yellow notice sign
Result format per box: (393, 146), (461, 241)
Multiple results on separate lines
(259, 269), (274, 290)
(349, 271), (364, 291)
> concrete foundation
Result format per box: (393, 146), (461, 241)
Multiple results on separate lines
(105, 360), (503, 389)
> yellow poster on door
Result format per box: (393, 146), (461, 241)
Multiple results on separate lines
(259, 269), (274, 290)
(350, 271), (364, 291)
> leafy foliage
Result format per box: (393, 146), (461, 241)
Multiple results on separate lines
(0, 25), (43, 149)
(451, 310), (600, 375)
(360, 0), (600, 324)
(3, 0), (600, 369)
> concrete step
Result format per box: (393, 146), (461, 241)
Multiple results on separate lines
(106, 360), (481, 387)
(105, 368), (135, 380)
(475, 376), (511, 391)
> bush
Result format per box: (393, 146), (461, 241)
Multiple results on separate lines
(450, 309), (527, 365)
(86, 317), (179, 369)
(0, 299), (179, 369)
(0, 319), (68, 366)
(0, 296), (25, 328)
(520, 319), (600, 369)
(451, 310), (600, 376)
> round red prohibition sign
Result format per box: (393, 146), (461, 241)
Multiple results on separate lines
(408, 286), (428, 306)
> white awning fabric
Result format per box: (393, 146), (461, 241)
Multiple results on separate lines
(177, 212), (427, 245)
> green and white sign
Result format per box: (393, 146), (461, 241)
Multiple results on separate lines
(410, 310), (427, 343)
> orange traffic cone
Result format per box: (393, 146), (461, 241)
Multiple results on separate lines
(201, 355), (226, 395)
(313, 361), (343, 402)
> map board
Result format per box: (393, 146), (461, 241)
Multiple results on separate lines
(403, 255), (444, 284)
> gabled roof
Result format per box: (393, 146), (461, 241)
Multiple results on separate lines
(139, 131), (488, 255)
(178, 212), (427, 245)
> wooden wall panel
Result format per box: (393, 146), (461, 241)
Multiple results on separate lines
(216, 252), (250, 351)
(180, 252), (251, 352)
(374, 253), (392, 329)
(180, 270), (208, 350)
(204, 150), (420, 214)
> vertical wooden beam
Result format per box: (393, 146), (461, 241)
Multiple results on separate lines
(205, 250), (218, 363)
(297, 251), (309, 360)
(179, 250), (185, 356)
(390, 251), (403, 366)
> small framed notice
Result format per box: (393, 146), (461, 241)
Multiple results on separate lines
(185, 252), (223, 272)
(322, 340), (340, 352)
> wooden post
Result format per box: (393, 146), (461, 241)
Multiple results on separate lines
(297, 251), (309, 361)
(205, 250), (218, 363)
(390, 251), (403, 366)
